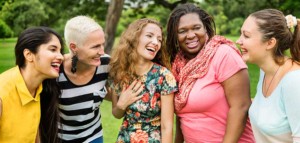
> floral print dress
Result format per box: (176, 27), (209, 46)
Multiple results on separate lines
(114, 63), (178, 143)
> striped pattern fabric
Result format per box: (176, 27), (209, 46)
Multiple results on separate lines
(57, 55), (110, 143)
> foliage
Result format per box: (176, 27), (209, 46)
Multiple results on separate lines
(0, 19), (13, 38)
(1, 0), (48, 36)
(42, 0), (108, 34)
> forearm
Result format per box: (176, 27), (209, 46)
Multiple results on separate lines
(35, 130), (40, 143)
(223, 107), (248, 143)
(112, 104), (126, 119)
(161, 123), (173, 143)
(175, 116), (184, 143)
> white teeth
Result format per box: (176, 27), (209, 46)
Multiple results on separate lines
(187, 41), (198, 48)
(51, 63), (60, 67)
(146, 47), (155, 52)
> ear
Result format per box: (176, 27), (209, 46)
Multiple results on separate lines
(70, 42), (77, 54)
(23, 49), (34, 62)
(266, 37), (277, 50)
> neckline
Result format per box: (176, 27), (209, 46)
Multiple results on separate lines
(61, 64), (98, 87)
(261, 69), (300, 99)
(262, 66), (280, 97)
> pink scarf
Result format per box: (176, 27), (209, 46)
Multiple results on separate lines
(172, 35), (241, 112)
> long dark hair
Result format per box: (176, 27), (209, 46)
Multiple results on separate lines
(40, 79), (62, 143)
(166, 3), (216, 62)
(15, 27), (64, 143)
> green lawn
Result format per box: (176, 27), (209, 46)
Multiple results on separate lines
(0, 36), (259, 142)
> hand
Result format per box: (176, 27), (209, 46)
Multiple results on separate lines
(116, 80), (144, 110)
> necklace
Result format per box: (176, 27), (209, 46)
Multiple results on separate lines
(263, 66), (280, 96)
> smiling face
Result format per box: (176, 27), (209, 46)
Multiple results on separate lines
(74, 29), (105, 67)
(236, 16), (269, 64)
(136, 23), (162, 61)
(177, 13), (207, 59)
(33, 34), (63, 79)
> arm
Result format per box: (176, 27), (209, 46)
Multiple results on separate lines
(104, 85), (112, 101)
(35, 130), (40, 143)
(112, 80), (144, 119)
(282, 72), (300, 142)
(175, 116), (184, 143)
(161, 93), (174, 143)
(0, 98), (2, 117)
(221, 69), (251, 143)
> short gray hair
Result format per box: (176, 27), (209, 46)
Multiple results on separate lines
(64, 15), (102, 50)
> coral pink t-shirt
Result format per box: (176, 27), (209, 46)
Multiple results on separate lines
(176, 44), (255, 143)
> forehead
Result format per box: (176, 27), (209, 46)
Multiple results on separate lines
(142, 23), (161, 34)
(178, 13), (203, 28)
(242, 16), (259, 32)
(38, 34), (61, 50)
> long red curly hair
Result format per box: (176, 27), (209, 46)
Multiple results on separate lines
(109, 18), (170, 87)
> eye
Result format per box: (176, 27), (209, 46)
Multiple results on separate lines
(158, 39), (162, 43)
(193, 26), (201, 30)
(146, 34), (152, 38)
(178, 29), (186, 34)
(243, 33), (249, 38)
(49, 47), (58, 52)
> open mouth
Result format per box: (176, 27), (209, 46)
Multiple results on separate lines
(51, 63), (61, 72)
(186, 41), (199, 49)
(146, 47), (156, 53)
(241, 48), (248, 54)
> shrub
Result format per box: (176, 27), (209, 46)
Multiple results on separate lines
(0, 19), (13, 38)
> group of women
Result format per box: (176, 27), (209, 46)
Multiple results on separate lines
(0, 2), (299, 143)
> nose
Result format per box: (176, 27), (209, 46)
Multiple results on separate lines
(98, 45), (105, 55)
(236, 37), (242, 45)
(57, 52), (64, 61)
(152, 38), (159, 45)
(187, 30), (196, 39)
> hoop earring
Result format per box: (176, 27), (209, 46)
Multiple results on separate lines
(71, 55), (78, 73)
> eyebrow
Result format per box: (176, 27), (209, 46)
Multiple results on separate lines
(178, 23), (202, 29)
(91, 44), (103, 48)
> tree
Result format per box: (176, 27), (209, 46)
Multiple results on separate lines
(104, 0), (124, 54)
(104, 0), (193, 54)
(1, 0), (48, 36)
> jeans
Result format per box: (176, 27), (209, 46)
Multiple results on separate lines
(90, 136), (103, 143)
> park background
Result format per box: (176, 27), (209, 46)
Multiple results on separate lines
(0, 0), (299, 142)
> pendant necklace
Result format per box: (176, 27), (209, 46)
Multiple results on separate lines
(263, 66), (280, 96)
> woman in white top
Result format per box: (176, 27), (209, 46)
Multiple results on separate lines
(236, 9), (300, 142)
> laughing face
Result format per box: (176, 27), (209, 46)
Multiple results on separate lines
(177, 13), (207, 59)
(75, 29), (105, 67)
(236, 16), (268, 64)
(33, 34), (63, 79)
(136, 23), (162, 61)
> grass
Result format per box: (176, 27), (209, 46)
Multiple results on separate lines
(0, 36), (259, 142)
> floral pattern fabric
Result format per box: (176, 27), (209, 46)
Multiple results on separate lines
(114, 63), (178, 143)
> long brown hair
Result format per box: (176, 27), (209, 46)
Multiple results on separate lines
(109, 18), (170, 87)
(251, 9), (300, 63)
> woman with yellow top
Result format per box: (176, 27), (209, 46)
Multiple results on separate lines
(0, 27), (64, 143)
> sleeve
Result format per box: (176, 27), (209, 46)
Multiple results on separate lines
(160, 67), (178, 96)
(213, 44), (247, 82)
(281, 71), (300, 140)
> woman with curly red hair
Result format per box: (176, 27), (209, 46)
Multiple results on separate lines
(108, 18), (177, 143)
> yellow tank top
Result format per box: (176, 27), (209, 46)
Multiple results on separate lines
(0, 66), (42, 143)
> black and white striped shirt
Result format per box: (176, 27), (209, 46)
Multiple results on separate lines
(57, 54), (110, 143)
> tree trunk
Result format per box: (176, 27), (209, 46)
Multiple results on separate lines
(104, 0), (124, 54)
